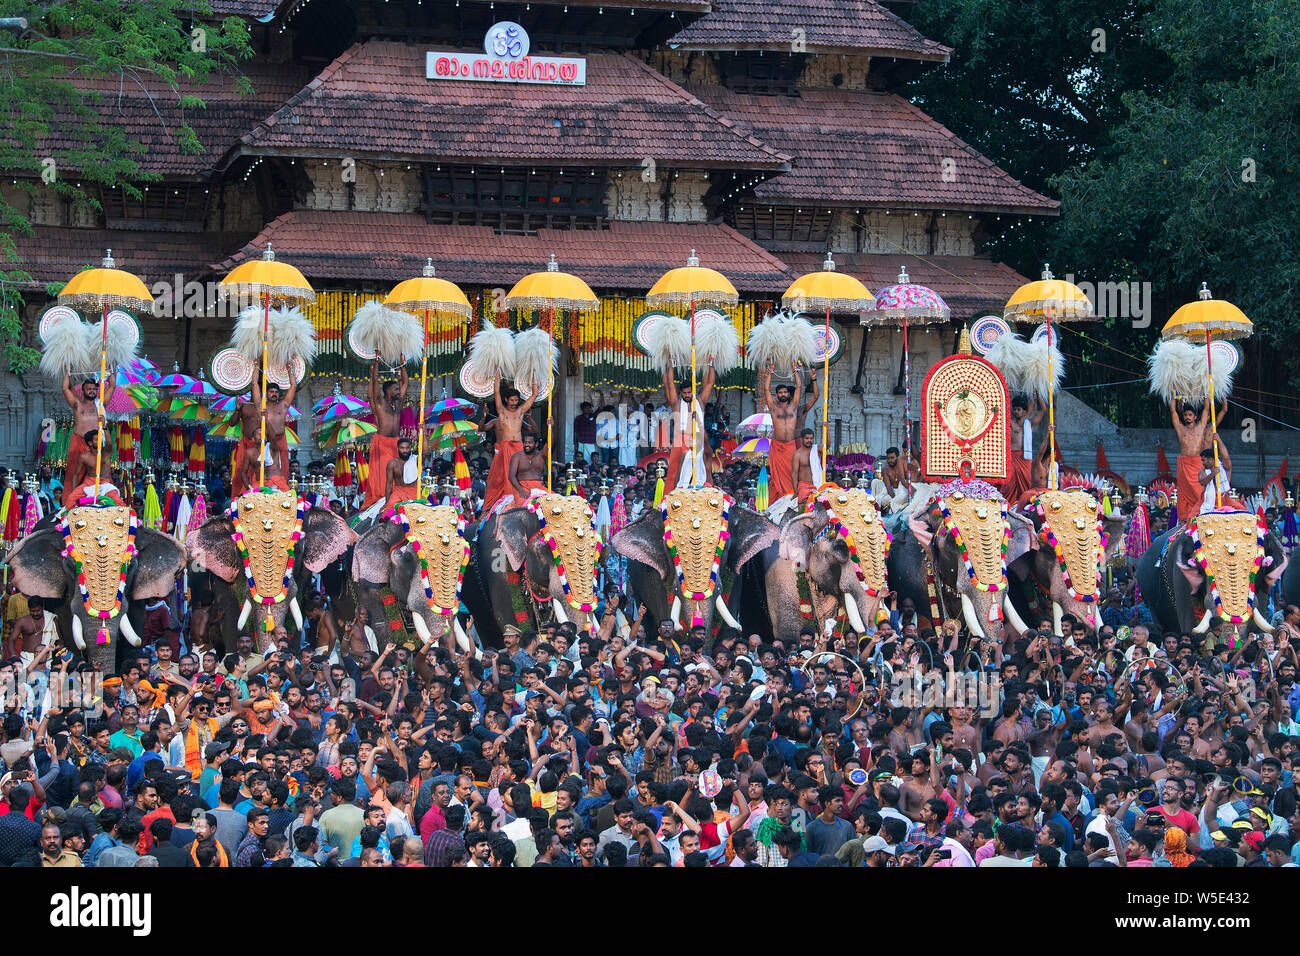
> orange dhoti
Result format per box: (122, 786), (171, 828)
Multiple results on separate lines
(63, 432), (92, 508)
(387, 480), (419, 508)
(65, 480), (126, 507)
(797, 480), (815, 503)
(514, 478), (547, 501)
(999, 455), (1033, 504)
(1176, 455), (1202, 523)
(363, 434), (400, 510)
(482, 440), (523, 514)
(768, 439), (796, 501)
(231, 436), (262, 499)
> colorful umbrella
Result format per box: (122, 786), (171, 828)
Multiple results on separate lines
(432, 418), (482, 449)
(733, 436), (772, 459)
(167, 375), (218, 399)
(209, 393), (250, 412)
(428, 397), (477, 423)
(159, 396), (211, 421)
(316, 418), (377, 448)
(311, 390), (369, 416)
(737, 412), (773, 436)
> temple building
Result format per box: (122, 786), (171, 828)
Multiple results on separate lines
(2, 0), (1057, 468)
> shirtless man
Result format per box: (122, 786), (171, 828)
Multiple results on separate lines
(1084, 692), (1133, 754)
(1197, 438), (1232, 512)
(64, 430), (124, 505)
(760, 362), (818, 503)
(791, 428), (818, 502)
(948, 704), (982, 753)
(305, 600), (339, 655)
(873, 446), (910, 513)
(482, 377), (537, 513)
(383, 436), (420, 508)
(61, 373), (114, 508)
(662, 364), (716, 492)
(362, 362), (409, 510)
(235, 372), (298, 496)
(1000, 395), (1045, 504)
(508, 434), (547, 504)
(1171, 398), (1224, 523)
(5, 597), (49, 663)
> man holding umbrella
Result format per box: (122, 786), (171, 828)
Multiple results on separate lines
(60, 372), (115, 508)
(362, 361), (409, 510)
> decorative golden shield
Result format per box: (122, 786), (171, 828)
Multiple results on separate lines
(1188, 510), (1265, 624)
(232, 491), (300, 601)
(1034, 489), (1103, 601)
(814, 488), (889, 596)
(660, 487), (731, 600)
(530, 494), (600, 612)
(62, 505), (135, 615)
(921, 353), (1009, 481)
(397, 502), (468, 614)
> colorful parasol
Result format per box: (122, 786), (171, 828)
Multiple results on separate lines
(311, 389), (369, 417)
(782, 253), (875, 476)
(430, 418), (481, 449)
(506, 256), (599, 491)
(160, 396), (211, 421)
(209, 393), (250, 412)
(316, 418), (377, 448)
(428, 397), (478, 423)
(646, 250), (737, 489)
(733, 436), (772, 459)
(737, 412), (773, 436)
(164, 374), (218, 399)
(1161, 283), (1253, 508)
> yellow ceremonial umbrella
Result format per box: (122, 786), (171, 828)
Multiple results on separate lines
(58, 250), (154, 498)
(1003, 264), (1095, 489)
(217, 243), (315, 487)
(385, 258), (473, 496)
(647, 251), (739, 488)
(504, 256), (599, 491)
(1162, 283), (1253, 508)
(782, 253), (875, 481)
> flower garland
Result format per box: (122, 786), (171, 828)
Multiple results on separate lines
(58, 508), (137, 645)
(529, 499), (601, 614)
(229, 490), (303, 620)
(1187, 511), (1265, 625)
(1035, 498), (1107, 603)
(933, 496), (1009, 623)
(661, 493), (732, 606)
(390, 503), (469, 616)
(807, 492), (892, 598)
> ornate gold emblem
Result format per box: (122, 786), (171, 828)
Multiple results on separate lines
(532, 494), (600, 610)
(660, 487), (729, 598)
(400, 502), (467, 613)
(65, 505), (133, 611)
(823, 488), (889, 594)
(1037, 490), (1102, 599)
(235, 491), (299, 598)
(941, 494), (1008, 590)
(1192, 512), (1262, 621)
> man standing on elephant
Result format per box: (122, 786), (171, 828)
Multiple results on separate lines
(792, 428), (820, 503)
(761, 362), (818, 504)
(61, 372), (114, 509)
(383, 437), (420, 509)
(482, 376), (537, 514)
(662, 363), (717, 492)
(235, 374), (298, 497)
(1000, 395), (1044, 504)
(362, 362), (409, 510)
(508, 434), (547, 506)
(1170, 398), (1223, 524)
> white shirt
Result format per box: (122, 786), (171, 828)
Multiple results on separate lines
(1085, 813), (1121, 858)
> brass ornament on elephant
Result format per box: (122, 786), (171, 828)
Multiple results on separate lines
(938, 491), (1008, 592)
(398, 502), (469, 614)
(1034, 489), (1102, 601)
(233, 490), (301, 601)
(660, 487), (730, 600)
(1190, 510), (1264, 624)
(819, 488), (889, 596)
(64, 505), (135, 614)
(531, 494), (600, 612)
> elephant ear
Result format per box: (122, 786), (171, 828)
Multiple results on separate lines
(352, 519), (406, 586)
(728, 506), (779, 570)
(1176, 530), (1204, 591)
(611, 509), (670, 578)
(1007, 511), (1039, 566)
(7, 528), (67, 599)
(496, 508), (540, 573)
(779, 513), (816, 569)
(302, 506), (359, 574)
(186, 517), (239, 583)
(130, 528), (186, 599)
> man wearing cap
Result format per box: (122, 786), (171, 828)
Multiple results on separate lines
(860, 834), (893, 867)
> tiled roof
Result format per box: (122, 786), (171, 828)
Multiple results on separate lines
(11, 227), (255, 289)
(694, 87), (1057, 214)
(204, 0), (710, 17)
(26, 60), (316, 178)
(667, 0), (950, 59)
(782, 251), (1029, 316)
(218, 211), (796, 293)
(231, 43), (789, 170)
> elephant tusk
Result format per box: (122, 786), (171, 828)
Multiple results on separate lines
(843, 595), (868, 635)
(1052, 601), (1065, 637)
(715, 599), (741, 631)
(1003, 593), (1029, 635)
(289, 596), (304, 634)
(119, 614), (142, 648)
(411, 613), (433, 643)
(71, 615), (86, 652)
(1254, 607), (1275, 634)
(671, 595), (682, 627)
(960, 593), (984, 638)
(453, 616), (471, 652)
(237, 598), (252, 631)
(551, 598), (570, 624)
(1194, 611), (1213, 634)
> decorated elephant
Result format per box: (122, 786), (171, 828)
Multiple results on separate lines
(779, 486), (893, 637)
(1007, 489), (1127, 634)
(887, 480), (1038, 641)
(8, 505), (186, 672)
(187, 490), (357, 651)
(1135, 509), (1285, 636)
(612, 486), (779, 636)
(464, 494), (603, 647)
(353, 501), (478, 652)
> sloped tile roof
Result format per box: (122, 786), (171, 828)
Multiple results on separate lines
(218, 211), (796, 292)
(232, 43), (789, 169)
(695, 86), (1057, 214)
(782, 251), (1029, 315)
(668, 0), (950, 59)
(205, 0), (709, 17)
(11, 227), (255, 289)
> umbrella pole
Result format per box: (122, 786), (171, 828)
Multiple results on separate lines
(260, 290), (270, 489)
(1047, 313), (1056, 490)
(418, 308), (429, 495)
(821, 303), (831, 482)
(902, 316), (910, 463)
(690, 293), (698, 488)
(93, 302), (108, 497)
(547, 305), (554, 493)
(1207, 329), (1222, 508)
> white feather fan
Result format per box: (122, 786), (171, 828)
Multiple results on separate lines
(514, 326), (557, 390)
(232, 305), (318, 369)
(39, 319), (94, 380)
(1148, 338), (1235, 404)
(695, 312), (740, 376)
(989, 333), (1063, 403)
(784, 315), (818, 370)
(642, 315), (691, 373)
(348, 300), (423, 363)
(87, 318), (139, 370)
(747, 312), (817, 373)
(468, 322), (517, 380)
(1022, 335), (1064, 403)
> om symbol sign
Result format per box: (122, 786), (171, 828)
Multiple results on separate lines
(486, 22), (529, 59)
